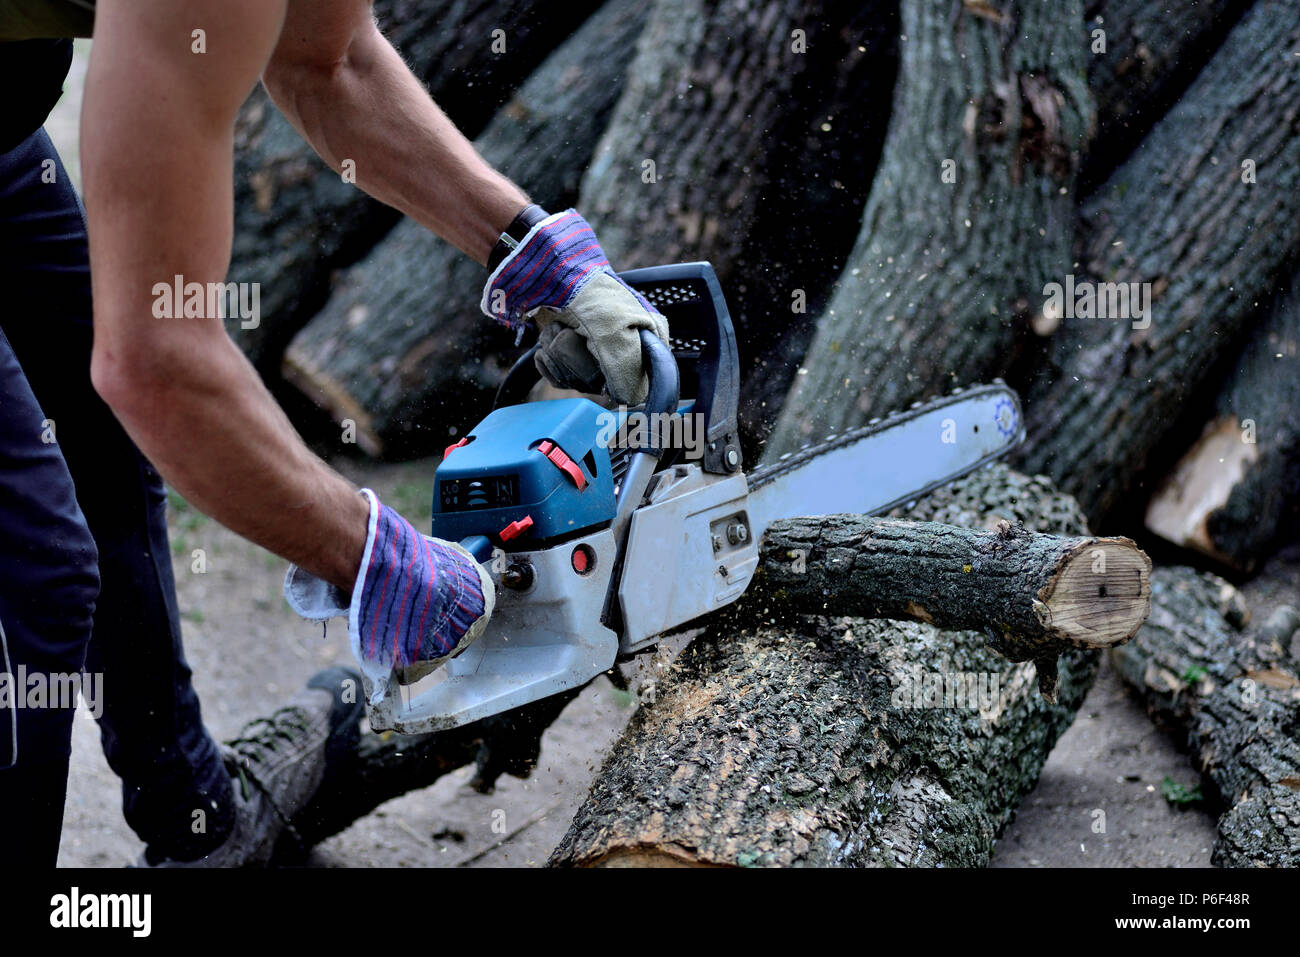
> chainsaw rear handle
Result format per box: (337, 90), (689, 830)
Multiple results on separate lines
(494, 329), (680, 453)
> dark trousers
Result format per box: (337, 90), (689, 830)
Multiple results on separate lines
(0, 128), (233, 866)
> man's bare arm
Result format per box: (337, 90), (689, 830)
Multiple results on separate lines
(83, 0), (369, 589)
(262, 0), (529, 265)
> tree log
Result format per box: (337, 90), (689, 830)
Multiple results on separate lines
(275, 687), (585, 862)
(280, 0), (649, 457)
(765, 0), (1092, 459)
(1145, 268), (1300, 574)
(1014, 1), (1300, 527)
(571, 0), (900, 457)
(1081, 0), (1251, 190)
(227, 0), (604, 373)
(550, 465), (1107, 867)
(753, 515), (1151, 669)
(1110, 565), (1300, 867)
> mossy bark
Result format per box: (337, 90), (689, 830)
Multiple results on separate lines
(1110, 566), (1300, 867)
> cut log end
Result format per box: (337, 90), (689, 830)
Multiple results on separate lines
(1044, 538), (1153, 649)
(1145, 415), (1257, 566)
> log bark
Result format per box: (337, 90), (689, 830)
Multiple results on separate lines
(572, 0), (900, 456)
(280, 0), (650, 457)
(550, 465), (1106, 867)
(275, 687), (585, 862)
(1110, 565), (1300, 867)
(227, 0), (604, 374)
(1014, 1), (1300, 527)
(1145, 268), (1300, 574)
(753, 515), (1151, 670)
(1081, 0), (1251, 190)
(747, 0), (1244, 448)
(273, 465), (1133, 861)
(765, 0), (1092, 459)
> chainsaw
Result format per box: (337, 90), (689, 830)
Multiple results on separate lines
(364, 262), (1025, 733)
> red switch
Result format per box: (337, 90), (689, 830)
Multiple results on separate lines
(499, 515), (534, 542)
(443, 436), (470, 460)
(536, 440), (588, 490)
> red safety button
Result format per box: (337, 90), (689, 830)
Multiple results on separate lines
(536, 440), (588, 491)
(499, 515), (534, 542)
(443, 436), (470, 460)
(571, 544), (595, 575)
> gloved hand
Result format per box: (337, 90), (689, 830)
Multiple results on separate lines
(283, 489), (495, 704)
(480, 209), (670, 405)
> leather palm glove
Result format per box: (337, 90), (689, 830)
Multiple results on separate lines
(480, 208), (670, 405)
(283, 489), (495, 703)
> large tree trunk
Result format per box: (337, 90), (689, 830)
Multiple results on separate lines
(575, 0), (900, 459)
(1145, 268), (1300, 574)
(226, 0), (604, 374)
(279, 0), (649, 456)
(1110, 565), (1300, 867)
(550, 465), (1105, 867)
(1014, 0), (1300, 528)
(763, 0), (1092, 460)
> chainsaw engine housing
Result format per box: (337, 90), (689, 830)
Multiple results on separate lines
(430, 397), (617, 548)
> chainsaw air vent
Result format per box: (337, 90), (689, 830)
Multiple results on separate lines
(608, 444), (632, 490)
(641, 283), (702, 309)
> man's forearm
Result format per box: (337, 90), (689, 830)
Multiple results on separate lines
(265, 12), (529, 264)
(84, 0), (369, 590)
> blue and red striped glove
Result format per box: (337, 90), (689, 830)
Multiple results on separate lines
(480, 209), (670, 405)
(283, 489), (494, 703)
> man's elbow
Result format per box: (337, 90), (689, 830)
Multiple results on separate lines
(262, 18), (383, 114)
(90, 338), (182, 421)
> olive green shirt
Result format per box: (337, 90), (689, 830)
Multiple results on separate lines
(0, 0), (95, 40)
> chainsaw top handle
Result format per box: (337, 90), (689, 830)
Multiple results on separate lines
(494, 329), (679, 435)
(493, 262), (742, 474)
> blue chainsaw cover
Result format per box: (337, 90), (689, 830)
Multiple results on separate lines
(430, 398), (617, 547)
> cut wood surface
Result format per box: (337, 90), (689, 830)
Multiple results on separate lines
(550, 465), (1106, 867)
(1111, 565), (1300, 866)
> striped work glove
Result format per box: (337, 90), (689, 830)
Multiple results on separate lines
(480, 208), (670, 405)
(283, 489), (495, 703)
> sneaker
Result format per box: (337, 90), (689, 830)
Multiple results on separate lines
(138, 666), (363, 867)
